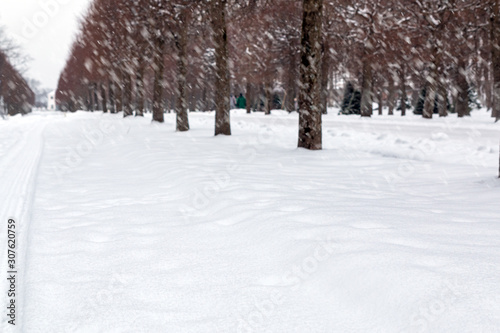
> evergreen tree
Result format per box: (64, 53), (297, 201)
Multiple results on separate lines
(339, 82), (361, 115)
(468, 87), (482, 110)
(341, 82), (354, 112)
(350, 91), (361, 115)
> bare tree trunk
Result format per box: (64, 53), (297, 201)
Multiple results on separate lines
(388, 79), (395, 115)
(93, 84), (99, 111)
(108, 80), (116, 113)
(152, 37), (165, 123)
(286, 59), (297, 112)
(400, 64), (407, 116)
(456, 60), (469, 118)
(321, 47), (329, 115)
(212, 0), (231, 135)
(491, 0), (500, 121)
(201, 86), (207, 112)
(265, 80), (272, 115)
(136, 62), (145, 117)
(246, 81), (252, 114)
(360, 59), (373, 117)
(423, 61), (437, 119)
(437, 79), (448, 117)
(123, 70), (133, 117)
(485, 72), (493, 111)
(175, 10), (190, 132)
(115, 74), (123, 113)
(298, 0), (323, 150)
(377, 90), (383, 115)
(101, 82), (107, 113)
(89, 84), (95, 112)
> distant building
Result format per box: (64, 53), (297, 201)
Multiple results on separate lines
(47, 91), (56, 110)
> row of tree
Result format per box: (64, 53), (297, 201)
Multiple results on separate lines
(0, 50), (35, 116)
(56, 0), (499, 149)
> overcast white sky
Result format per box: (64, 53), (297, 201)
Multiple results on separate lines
(1, 0), (93, 90)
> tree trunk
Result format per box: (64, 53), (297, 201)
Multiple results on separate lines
(400, 64), (407, 116)
(175, 10), (190, 132)
(93, 84), (99, 111)
(136, 62), (145, 117)
(286, 58), (297, 112)
(437, 79), (448, 117)
(423, 61), (436, 119)
(455, 60), (469, 118)
(152, 37), (165, 123)
(108, 80), (116, 113)
(377, 91), (383, 115)
(89, 85), (95, 112)
(491, 0), (500, 121)
(212, 0), (231, 135)
(246, 81), (252, 114)
(388, 79), (395, 115)
(115, 75), (123, 113)
(360, 59), (373, 117)
(265, 80), (272, 115)
(320, 47), (329, 114)
(201, 86), (207, 112)
(101, 82), (107, 113)
(297, 0), (323, 150)
(123, 70), (133, 117)
(485, 72), (493, 112)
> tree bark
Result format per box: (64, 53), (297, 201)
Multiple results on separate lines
(108, 80), (116, 113)
(491, 0), (500, 121)
(423, 61), (437, 119)
(246, 81), (252, 114)
(212, 0), (231, 135)
(377, 90), (383, 115)
(201, 86), (207, 112)
(89, 84), (95, 112)
(152, 37), (165, 123)
(175, 10), (190, 132)
(360, 59), (373, 117)
(297, 0), (323, 150)
(136, 62), (145, 117)
(122, 70), (133, 117)
(437, 78), (448, 117)
(265, 80), (272, 115)
(388, 79), (395, 115)
(320, 46), (329, 115)
(455, 60), (469, 118)
(115, 75), (123, 113)
(400, 64), (407, 116)
(101, 82), (107, 113)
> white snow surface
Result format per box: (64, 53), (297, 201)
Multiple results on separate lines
(1, 109), (499, 333)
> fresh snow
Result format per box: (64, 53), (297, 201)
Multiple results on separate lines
(1, 109), (499, 332)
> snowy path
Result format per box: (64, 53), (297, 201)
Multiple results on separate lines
(1, 110), (499, 332)
(0, 114), (50, 331)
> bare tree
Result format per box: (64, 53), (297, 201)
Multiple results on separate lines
(298, 0), (323, 150)
(211, 0), (231, 135)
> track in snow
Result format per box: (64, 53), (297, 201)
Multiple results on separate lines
(0, 119), (47, 332)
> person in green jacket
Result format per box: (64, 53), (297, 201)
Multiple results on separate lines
(236, 93), (246, 109)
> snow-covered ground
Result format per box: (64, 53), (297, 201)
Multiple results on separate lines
(1, 109), (499, 332)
